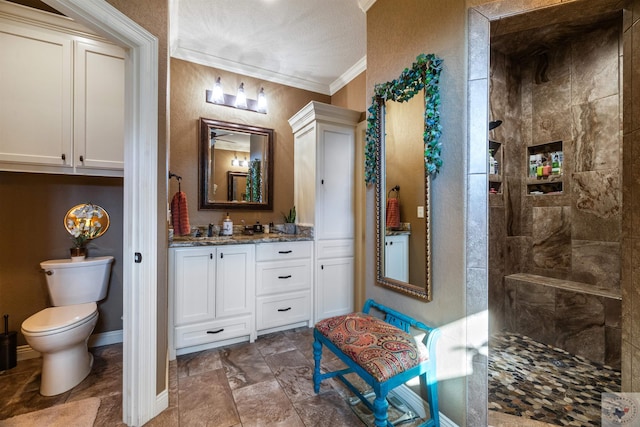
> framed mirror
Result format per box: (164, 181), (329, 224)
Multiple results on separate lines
(199, 118), (274, 210)
(365, 54), (443, 301)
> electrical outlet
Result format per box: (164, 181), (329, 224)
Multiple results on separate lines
(417, 206), (424, 218)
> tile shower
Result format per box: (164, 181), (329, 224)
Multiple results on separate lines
(488, 14), (622, 369)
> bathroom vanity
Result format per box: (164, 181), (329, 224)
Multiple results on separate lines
(168, 235), (313, 359)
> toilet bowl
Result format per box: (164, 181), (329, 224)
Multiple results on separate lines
(22, 303), (98, 396)
(21, 256), (113, 396)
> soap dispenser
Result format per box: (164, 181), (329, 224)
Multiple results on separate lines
(222, 213), (233, 236)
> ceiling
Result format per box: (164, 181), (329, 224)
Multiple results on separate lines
(170, 0), (370, 95)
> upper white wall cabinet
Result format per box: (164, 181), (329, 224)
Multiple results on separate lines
(0, 2), (125, 177)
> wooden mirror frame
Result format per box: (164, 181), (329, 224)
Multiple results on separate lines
(366, 54), (443, 302)
(199, 118), (274, 210)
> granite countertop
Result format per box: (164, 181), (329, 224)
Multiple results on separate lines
(169, 232), (312, 248)
(386, 230), (411, 236)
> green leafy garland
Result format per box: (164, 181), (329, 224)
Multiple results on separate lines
(365, 53), (443, 184)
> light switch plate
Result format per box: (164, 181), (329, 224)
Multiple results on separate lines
(417, 206), (424, 218)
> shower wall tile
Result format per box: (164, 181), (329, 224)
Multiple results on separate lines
(521, 60), (533, 148)
(572, 95), (620, 172)
(606, 326), (622, 368)
(571, 24), (619, 105)
(631, 131), (640, 239)
(571, 240), (620, 289)
(571, 170), (621, 241)
(555, 290), (605, 364)
(505, 236), (532, 275)
(531, 206), (571, 270)
(605, 297), (622, 328)
(531, 46), (573, 145)
(503, 278), (517, 331)
(623, 22), (633, 133)
(505, 176), (524, 236)
(633, 20), (640, 132)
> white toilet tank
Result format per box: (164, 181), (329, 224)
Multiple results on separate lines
(40, 256), (114, 306)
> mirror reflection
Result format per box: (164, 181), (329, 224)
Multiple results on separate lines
(382, 96), (427, 288)
(199, 118), (274, 210)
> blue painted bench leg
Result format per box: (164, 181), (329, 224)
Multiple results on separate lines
(424, 371), (440, 426)
(313, 338), (322, 393)
(373, 393), (389, 427)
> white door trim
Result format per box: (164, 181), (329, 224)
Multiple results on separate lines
(41, 1), (160, 425)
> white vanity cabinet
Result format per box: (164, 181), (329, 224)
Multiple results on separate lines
(169, 245), (255, 358)
(384, 234), (409, 283)
(255, 241), (313, 334)
(289, 101), (360, 322)
(0, 3), (124, 176)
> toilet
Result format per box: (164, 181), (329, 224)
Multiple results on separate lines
(21, 256), (113, 396)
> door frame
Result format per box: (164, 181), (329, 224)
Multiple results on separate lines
(42, 1), (161, 425)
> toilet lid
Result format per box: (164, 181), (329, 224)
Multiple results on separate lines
(22, 302), (97, 334)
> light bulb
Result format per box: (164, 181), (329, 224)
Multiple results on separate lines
(235, 83), (247, 109)
(257, 88), (267, 113)
(212, 77), (224, 103)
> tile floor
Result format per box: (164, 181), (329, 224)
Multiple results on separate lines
(0, 327), (417, 426)
(1, 327), (607, 427)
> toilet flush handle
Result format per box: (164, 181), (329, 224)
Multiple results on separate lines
(41, 269), (53, 275)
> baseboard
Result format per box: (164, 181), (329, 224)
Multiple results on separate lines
(155, 388), (169, 418)
(390, 384), (458, 427)
(16, 329), (124, 362)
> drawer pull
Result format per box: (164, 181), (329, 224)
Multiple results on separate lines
(277, 307), (292, 312)
(206, 329), (224, 334)
(278, 275), (292, 279)
(278, 250), (292, 254)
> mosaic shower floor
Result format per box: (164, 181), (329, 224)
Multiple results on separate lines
(489, 331), (621, 426)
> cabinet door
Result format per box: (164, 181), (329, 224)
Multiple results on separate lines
(316, 257), (354, 321)
(216, 245), (255, 318)
(384, 235), (409, 282)
(0, 21), (73, 169)
(174, 248), (215, 325)
(74, 40), (125, 172)
(317, 123), (354, 240)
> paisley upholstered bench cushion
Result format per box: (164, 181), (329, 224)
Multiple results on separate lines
(315, 312), (429, 383)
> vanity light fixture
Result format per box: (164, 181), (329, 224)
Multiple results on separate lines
(205, 78), (267, 114)
(231, 153), (240, 167)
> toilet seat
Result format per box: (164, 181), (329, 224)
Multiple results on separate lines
(22, 302), (97, 336)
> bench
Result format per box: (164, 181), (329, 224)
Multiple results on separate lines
(313, 299), (440, 427)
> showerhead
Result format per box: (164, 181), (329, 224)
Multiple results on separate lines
(489, 120), (503, 131)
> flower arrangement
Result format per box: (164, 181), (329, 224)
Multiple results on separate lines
(66, 203), (106, 249)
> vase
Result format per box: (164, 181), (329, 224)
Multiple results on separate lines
(70, 247), (87, 262)
(283, 223), (297, 235)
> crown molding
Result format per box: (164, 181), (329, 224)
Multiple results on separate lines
(329, 55), (367, 95)
(358, 0), (377, 12)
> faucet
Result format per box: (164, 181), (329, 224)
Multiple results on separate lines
(208, 223), (215, 237)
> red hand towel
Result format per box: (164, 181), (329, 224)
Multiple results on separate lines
(171, 191), (191, 236)
(386, 198), (400, 229)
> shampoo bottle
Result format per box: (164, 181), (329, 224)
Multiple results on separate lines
(222, 213), (233, 236)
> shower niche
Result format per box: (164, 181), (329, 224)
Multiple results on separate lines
(526, 140), (563, 195)
(489, 139), (502, 194)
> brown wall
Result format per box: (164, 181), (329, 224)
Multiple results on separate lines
(169, 58), (331, 228)
(331, 71), (367, 112)
(0, 172), (124, 345)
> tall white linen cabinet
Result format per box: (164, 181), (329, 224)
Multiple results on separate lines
(289, 101), (361, 322)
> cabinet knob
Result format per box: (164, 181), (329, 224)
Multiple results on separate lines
(79, 155), (84, 162)
(61, 153), (66, 161)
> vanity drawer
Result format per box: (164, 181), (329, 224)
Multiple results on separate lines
(256, 291), (310, 330)
(256, 241), (312, 262)
(174, 315), (252, 349)
(256, 259), (311, 296)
